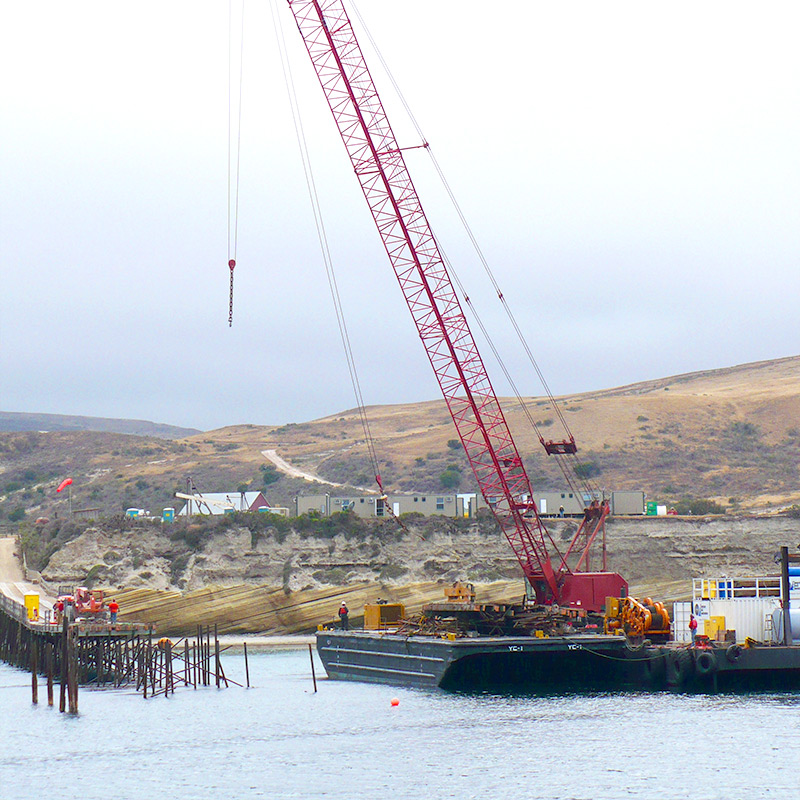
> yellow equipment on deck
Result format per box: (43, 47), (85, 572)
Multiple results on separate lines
(605, 596), (671, 640)
(363, 602), (405, 630)
(443, 581), (476, 603)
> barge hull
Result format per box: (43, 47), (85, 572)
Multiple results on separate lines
(316, 631), (800, 693)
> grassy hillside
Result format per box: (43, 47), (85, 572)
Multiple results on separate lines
(1, 355), (799, 523)
(0, 411), (199, 439)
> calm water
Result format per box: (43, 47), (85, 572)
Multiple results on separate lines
(2, 647), (799, 799)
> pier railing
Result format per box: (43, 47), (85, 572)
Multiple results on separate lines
(694, 577), (781, 600)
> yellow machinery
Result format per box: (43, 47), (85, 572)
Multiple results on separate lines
(24, 593), (39, 622)
(443, 581), (476, 603)
(363, 602), (405, 630)
(605, 596), (671, 640)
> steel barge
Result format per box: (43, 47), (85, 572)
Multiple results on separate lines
(316, 629), (800, 692)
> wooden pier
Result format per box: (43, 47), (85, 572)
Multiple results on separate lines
(0, 592), (232, 711)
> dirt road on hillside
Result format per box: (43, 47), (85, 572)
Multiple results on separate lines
(0, 536), (24, 582)
(0, 536), (54, 609)
(261, 449), (375, 492)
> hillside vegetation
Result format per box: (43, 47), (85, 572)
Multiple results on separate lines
(2, 356), (800, 524)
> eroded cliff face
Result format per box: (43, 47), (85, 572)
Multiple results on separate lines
(40, 515), (800, 593)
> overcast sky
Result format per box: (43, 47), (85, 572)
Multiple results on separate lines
(2, 1), (798, 431)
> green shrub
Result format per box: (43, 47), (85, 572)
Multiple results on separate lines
(439, 468), (461, 489)
(8, 507), (25, 522)
(673, 498), (726, 515)
(447, 439), (462, 451)
(259, 465), (281, 485)
(379, 563), (408, 580)
(573, 462), (601, 479)
(85, 564), (104, 586)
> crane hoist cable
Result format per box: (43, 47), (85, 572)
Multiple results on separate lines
(268, 0), (384, 492)
(227, 0), (246, 327)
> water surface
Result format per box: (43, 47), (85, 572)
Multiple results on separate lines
(1, 648), (798, 799)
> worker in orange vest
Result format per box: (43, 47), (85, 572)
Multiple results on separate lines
(338, 602), (349, 631)
(108, 599), (120, 624)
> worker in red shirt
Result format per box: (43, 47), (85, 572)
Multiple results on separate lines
(108, 599), (120, 624)
(689, 613), (698, 645)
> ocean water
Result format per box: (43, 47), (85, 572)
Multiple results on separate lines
(1, 647), (799, 800)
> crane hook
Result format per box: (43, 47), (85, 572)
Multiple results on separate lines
(228, 259), (236, 327)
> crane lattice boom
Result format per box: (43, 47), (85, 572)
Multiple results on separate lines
(287, 0), (625, 608)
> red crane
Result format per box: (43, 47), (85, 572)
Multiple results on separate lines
(287, 0), (626, 611)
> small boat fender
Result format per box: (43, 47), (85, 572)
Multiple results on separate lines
(695, 649), (718, 675)
(726, 643), (743, 663)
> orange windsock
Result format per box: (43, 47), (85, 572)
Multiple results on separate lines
(56, 478), (73, 493)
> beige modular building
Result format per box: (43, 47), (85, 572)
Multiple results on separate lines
(295, 490), (644, 519)
(294, 492), (470, 519)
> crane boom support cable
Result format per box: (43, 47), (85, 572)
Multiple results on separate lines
(350, 3), (591, 510)
(288, 0), (561, 597)
(270, 0), (382, 488)
(350, 0), (579, 457)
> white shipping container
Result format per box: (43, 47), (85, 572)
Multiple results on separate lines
(673, 602), (693, 643)
(675, 598), (780, 643)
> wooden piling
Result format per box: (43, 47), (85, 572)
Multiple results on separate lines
(96, 638), (103, 685)
(31, 640), (38, 704)
(59, 620), (68, 713)
(215, 624), (220, 689)
(165, 639), (172, 696)
(67, 633), (78, 713)
(308, 643), (317, 693)
(203, 625), (211, 686)
(46, 642), (54, 706)
(244, 642), (250, 689)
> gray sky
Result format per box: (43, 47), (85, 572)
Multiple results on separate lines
(2, 1), (798, 431)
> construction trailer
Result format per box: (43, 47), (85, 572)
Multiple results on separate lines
(295, 492), (465, 519)
(296, 490), (645, 519)
(609, 491), (646, 515)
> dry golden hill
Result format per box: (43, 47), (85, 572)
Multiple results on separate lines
(2, 355), (800, 522)
(213, 354), (800, 512)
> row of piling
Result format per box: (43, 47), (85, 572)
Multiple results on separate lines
(1, 597), (235, 711)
